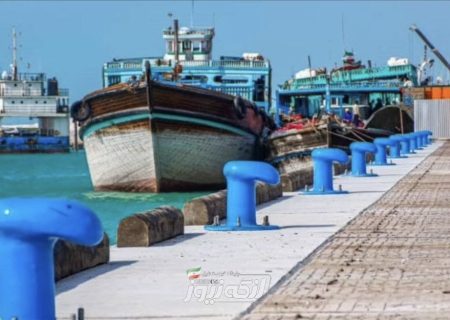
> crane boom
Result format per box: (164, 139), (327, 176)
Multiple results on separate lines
(410, 24), (450, 73)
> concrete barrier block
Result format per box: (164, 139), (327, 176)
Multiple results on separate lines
(54, 232), (110, 281)
(117, 206), (184, 247)
(184, 190), (227, 225)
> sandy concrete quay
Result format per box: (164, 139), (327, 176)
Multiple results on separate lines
(241, 141), (450, 320)
(56, 141), (442, 320)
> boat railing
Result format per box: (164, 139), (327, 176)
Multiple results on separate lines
(2, 104), (59, 114)
(163, 28), (214, 36)
(205, 85), (254, 100)
(292, 64), (417, 87)
(16, 73), (46, 82)
(0, 88), (44, 97)
(180, 60), (211, 67)
(211, 60), (268, 68)
(0, 88), (69, 97)
(52, 88), (69, 97)
(122, 62), (143, 69)
(284, 81), (404, 93)
(104, 59), (270, 71)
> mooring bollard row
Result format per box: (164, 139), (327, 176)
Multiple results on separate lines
(205, 161), (280, 231)
(350, 142), (377, 177)
(302, 148), (349, 194)
(372, 138), (396, 166)
(0, 198), (103, 320)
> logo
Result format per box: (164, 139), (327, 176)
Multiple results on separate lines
(186, 267), (202, 280)
(184, 268), (271, 304)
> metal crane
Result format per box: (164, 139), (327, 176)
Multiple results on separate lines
(410, 24), (450, 73)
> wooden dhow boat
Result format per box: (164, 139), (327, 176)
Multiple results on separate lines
(71, 63), (273, 192)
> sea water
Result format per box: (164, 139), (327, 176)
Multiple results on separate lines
(0, 152), (208, 243)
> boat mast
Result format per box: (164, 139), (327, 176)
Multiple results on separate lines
(145, 61), (154, 111)
(174, 19), (179, 67)
(12, 27), (18, 81)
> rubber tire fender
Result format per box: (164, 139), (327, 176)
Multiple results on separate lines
(71, 100), (92, 122)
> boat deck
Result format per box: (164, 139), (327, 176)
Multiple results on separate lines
(56, 141), (443, 320)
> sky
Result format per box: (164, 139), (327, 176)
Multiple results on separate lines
(1, 1), (450, 102)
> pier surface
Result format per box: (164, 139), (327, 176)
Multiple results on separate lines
(56, 142), (443, 320)
(242, 141), (450, 320)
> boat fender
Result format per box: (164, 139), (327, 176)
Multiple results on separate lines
(233, 96), (247, 119)
(70, 100), (92, 122)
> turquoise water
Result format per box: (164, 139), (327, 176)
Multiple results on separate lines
(0, 152), (208, 244)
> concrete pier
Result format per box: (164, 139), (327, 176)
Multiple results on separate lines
(242, 141), (450, 320)
(56, 142), (442, 320)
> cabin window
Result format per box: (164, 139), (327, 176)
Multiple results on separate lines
(35, 101), (38, 104)
(182, 41), (191, 51)
(216, 76), (249, 84)
(343, 95), (349, 104)
(223, 78), (248, 84)
(11, 100), (15, 104)
(14, 83), (17, 87)
(182, 75), (208, 83)
(20, 101), (23, 104)
(201, 41), (209, 52)
(192, 41), (201, 52)
(254, 77), (265, 102)
(44, 101), (47, 104)
(167, 41), (173, 52)
(108, 76), (121, 86)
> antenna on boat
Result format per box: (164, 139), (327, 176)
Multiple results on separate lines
(12, 27), (18, 81)
(341, 13), (346, 51)
(308, 55), (312, 85)
(190, 0), (195, 27)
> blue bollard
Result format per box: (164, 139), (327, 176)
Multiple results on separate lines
(350, 142), (377, 177)
(392, 135), (410, 156)
(421, 131), (429, 146)
(420, 130), (432, 146)
(372, 138), (396, 165)
(389, 136), (407, 158)
(205, 161), (280, 231)
(418, 131), (428, 147)
(425, 130), (433, 144)
(406, 133), (418, 152)
(0, 198), (103, 320)
(302, 148), (349, 194)
(413, 132), (424, 149)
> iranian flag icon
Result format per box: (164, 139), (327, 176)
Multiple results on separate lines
(186, 267), (201, 280)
